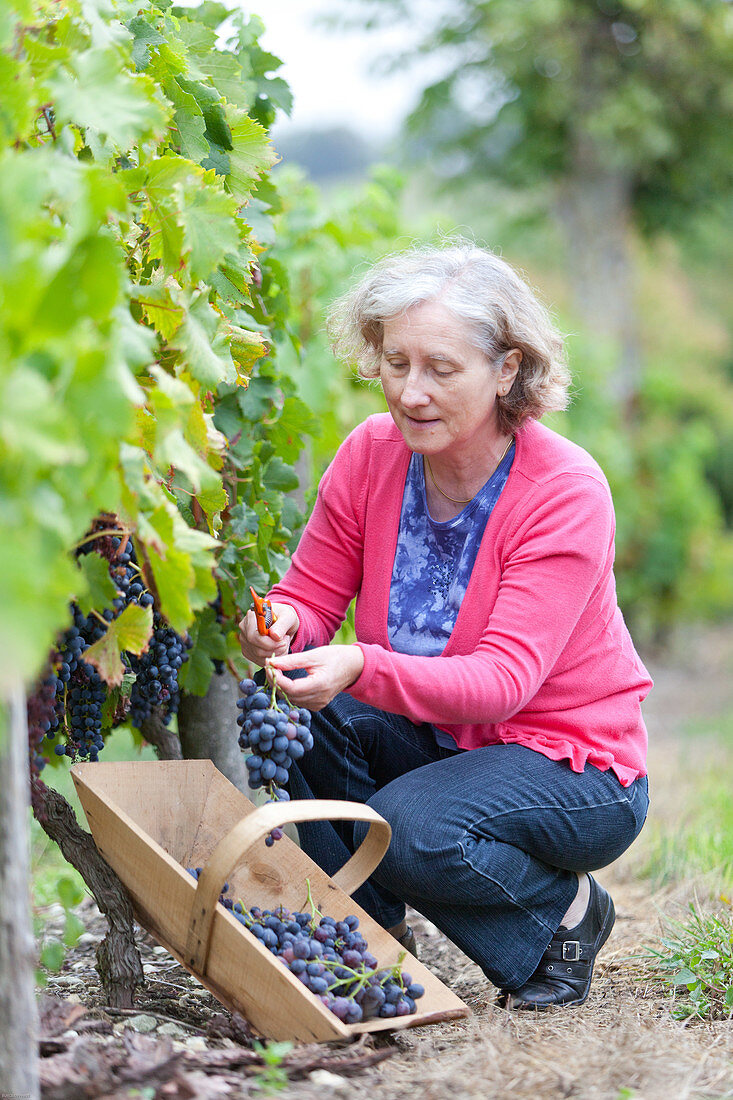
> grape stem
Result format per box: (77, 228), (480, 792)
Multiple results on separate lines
(320, 957), (371, 994)
(264, 659), (293, 709)
(234, 901), (253, 927)
(61, 683), (70, 737)
(73, 528), (129, 550)
(303, 877), (323, 934)
(41, 104), (57, 141)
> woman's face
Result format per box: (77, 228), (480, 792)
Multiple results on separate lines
(380, 300), (517, 461)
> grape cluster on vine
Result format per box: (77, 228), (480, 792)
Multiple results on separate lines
(27, 675), (58, 782)
(236, 677), (313, 845)
(128, 619), (191, 728)
(211, 589), (226, 676)
(186, 870), (425, 1023)
(45, 616), (107, 763)
(29, 523), (191, 771)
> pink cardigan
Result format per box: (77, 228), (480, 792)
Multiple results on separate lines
(269, 414), (652, 786)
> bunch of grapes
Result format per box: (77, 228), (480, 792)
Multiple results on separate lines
(186, 871), (425, 1024)
(27, 675), (58, 780)
(210, 590), (226, 676)
(58, 664), (107, 761)
(109, 536), (191, 729)
(29, 523), (191, 770)
(107, 536), (155, 614)
(44, 618), (106, 763)
(236, 677), (313, 845)
(128, 617), (191, 728)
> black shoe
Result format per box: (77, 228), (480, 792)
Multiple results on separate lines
(499, 875), (615, 1010)
(396, 925), (418, 958)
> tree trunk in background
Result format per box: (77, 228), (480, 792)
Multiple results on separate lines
(178, 672), (247, 793)
(140, 707), (183, 760)
(0, 682), (40, 1100)
(556, 127), (641, 417)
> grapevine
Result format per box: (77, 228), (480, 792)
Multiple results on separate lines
(186, 870), (425, 1023)
(4, 0), (313, 1016)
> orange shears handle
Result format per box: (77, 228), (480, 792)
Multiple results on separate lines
(249, 586), (277, 636)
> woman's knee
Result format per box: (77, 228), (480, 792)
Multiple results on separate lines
(352, 782), (462, 894)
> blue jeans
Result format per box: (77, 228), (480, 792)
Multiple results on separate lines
(287, 692), (649, 990)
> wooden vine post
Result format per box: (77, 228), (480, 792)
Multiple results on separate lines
(0, 681), (40, 1100)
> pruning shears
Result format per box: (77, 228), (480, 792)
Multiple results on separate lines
(250, 586), (277, 636)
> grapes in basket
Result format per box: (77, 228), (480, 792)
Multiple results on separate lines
(236, 676), (313, 846)
(186, 869), (424, 1023)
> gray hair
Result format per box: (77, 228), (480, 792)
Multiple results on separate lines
(327, 241), (571, 433)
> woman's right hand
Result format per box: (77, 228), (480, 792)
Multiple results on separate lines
(238, 602), (300, 667)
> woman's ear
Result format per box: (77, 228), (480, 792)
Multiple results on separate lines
(499, 348), (522, 391)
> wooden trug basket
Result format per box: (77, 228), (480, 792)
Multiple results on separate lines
(71, 760), (470, 1041)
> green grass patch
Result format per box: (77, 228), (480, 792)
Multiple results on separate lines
(640, 773), (733, 890)
(637, 902), (733, 1021)
(31, 814), (87, 909)
(639, 714), (733, 890)
(633, 710), (733, 1021)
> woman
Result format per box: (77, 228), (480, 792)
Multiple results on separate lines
(239, 243), (651, 1010)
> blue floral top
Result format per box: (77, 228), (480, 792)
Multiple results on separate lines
(387, 444), (515, 745)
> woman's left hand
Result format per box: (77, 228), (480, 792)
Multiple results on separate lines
(264, 645), (365, 712)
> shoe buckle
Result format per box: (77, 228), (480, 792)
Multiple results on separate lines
(562, 941), (581, 961)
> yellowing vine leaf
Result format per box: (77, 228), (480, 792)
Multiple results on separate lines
(132, 281), (185, 341)
(83, 604), (153, 688)
(225, 323), (268, 382)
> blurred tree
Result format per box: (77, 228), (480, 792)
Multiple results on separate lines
(338, 0), (733, 410)
(274, 125), (379, 181)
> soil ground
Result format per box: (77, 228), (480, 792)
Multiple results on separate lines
(40, 624), (733, 1100)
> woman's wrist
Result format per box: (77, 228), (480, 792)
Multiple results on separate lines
(346, 643), (365, 687)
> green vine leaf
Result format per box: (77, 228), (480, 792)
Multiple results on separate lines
(76, 552), (120, 616)
(178, 605), (227, 696)
(169, 290), (237, 387)
(51, 48), (168, 148)
(166, 77), (210, 162)
(223, 109), (278, 198)
(4, 0), (311, 713)
(127, 16), (166, 72)
(179, 175), (241, 281)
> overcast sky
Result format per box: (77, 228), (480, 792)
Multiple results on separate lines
(254, 1), (438, 137)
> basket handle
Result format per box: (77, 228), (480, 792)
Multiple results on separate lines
(184, 798), (392, 974)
